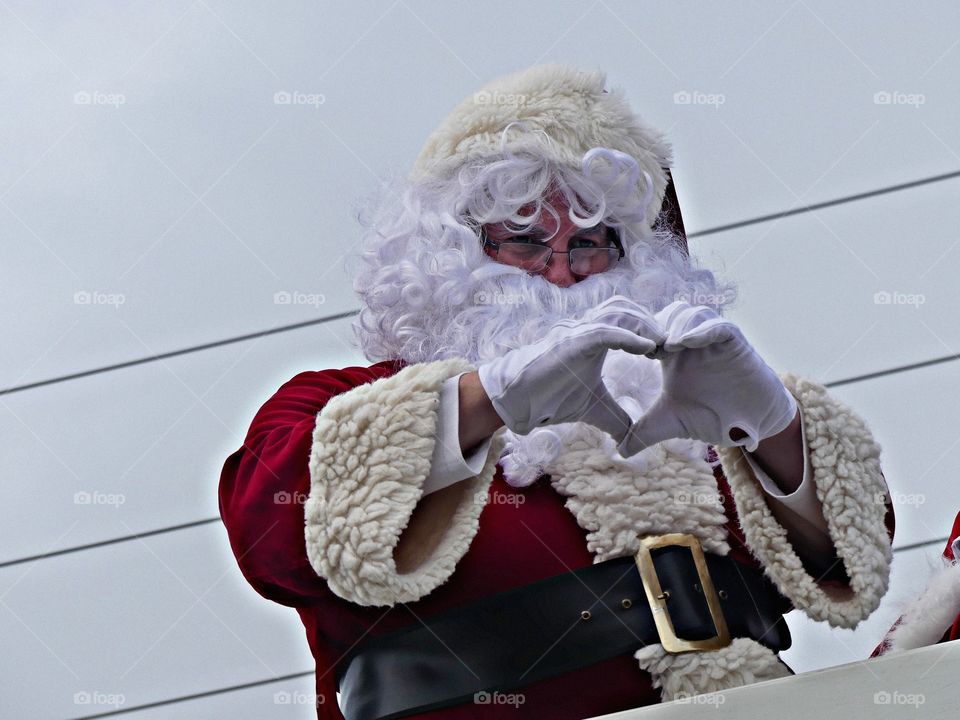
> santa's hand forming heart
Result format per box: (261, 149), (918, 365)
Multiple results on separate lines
(618, 299), (798, 457)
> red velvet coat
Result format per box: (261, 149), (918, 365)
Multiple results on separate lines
(219, 360), (895, 719)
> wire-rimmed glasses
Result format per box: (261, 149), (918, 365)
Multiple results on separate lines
(480, 227), (624, 276)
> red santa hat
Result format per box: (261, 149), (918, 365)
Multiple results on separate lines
(409, 63), (674, 231)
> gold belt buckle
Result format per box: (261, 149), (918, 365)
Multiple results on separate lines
(634, 533), (732, 653)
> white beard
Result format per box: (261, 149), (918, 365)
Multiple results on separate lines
(404, 265), (713, 487)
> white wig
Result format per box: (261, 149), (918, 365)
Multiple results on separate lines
(347, 125), (737, 366)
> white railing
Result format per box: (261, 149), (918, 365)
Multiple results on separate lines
(587, 639), (958, 719)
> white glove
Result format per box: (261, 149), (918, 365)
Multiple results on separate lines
(477, 296), (666, 441)
(618, 300), (797, 456)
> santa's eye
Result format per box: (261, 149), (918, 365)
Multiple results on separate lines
(573, 236), (607, 248)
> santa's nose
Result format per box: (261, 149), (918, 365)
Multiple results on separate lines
(540, 254), (576, 288)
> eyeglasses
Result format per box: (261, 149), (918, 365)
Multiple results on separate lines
(480, 227), (624, 276)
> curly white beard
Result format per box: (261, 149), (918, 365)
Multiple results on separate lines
(384, 252), (686, 367)
(405, 265), (714, 487)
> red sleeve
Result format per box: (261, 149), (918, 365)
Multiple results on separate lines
(943, 510), (960, 642)
(218, 359), (405, 608)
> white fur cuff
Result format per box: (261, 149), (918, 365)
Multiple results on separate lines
(304, 358), (504, 606)
(884, 559), (960, 652)
(717, 372), (893, 628)
(634, 637), (792, 701)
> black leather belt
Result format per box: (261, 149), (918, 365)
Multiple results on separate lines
(335, 533), (791, 720)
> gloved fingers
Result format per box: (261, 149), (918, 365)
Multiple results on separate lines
(546, 298), (666, 346)
(616, 399), (688, 456)
(664, 315), (741, 351)
(652, 299), (695, 329)
(562, 298), (666, 348)
(643, 344), (671, 361)
(589, 308), (666, 347)
(549, 316), (581, 331)
(547, 298), (630, 333)
(583, 295), (653, 321)
(661, 303), (720, 334)
(578, 388), (634, 444)
(574, 324), (661, 357)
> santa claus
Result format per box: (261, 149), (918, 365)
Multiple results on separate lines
(219, 64), (896, 720)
